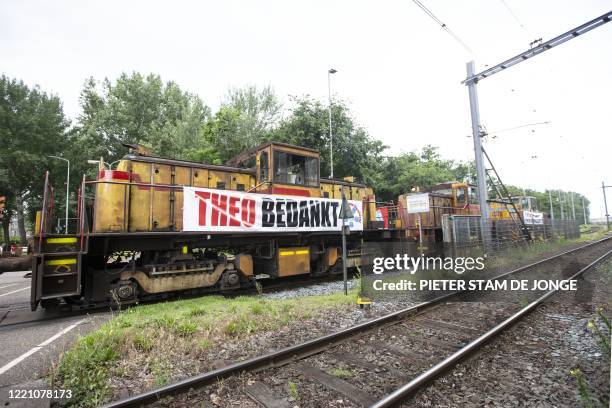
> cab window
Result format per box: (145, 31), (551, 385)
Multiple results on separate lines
(273, 151), (318, 186)
(468, 187), (479, 204)
(259, 151), (269, 182)
(433, 188), (452, 196)
(455, 187), (466, 205)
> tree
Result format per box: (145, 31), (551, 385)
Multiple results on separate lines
(73, 73), (211, 166)
(0, 75), (69, 244)
(376, 146), (471, 202)
(202, 85), (282, 162)
(273, 96), (386, 186)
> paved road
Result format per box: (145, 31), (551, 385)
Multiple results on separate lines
(0, 271), (108, 406)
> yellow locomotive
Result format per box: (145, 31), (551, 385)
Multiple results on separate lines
(31, 142), (381, 310)
(384, 182), (535, 243)
(30, 141), (534, 310)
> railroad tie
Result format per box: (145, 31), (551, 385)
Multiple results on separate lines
(295, 363), (376, 407)
(372, 343), (424, 365)
(330, 352), (408, 380)
(414, 319), (481, 337)
(244, 381), (292, 408)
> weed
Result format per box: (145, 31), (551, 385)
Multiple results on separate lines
(301, 311), (313, 319)
(187, 306), (207, 317)
(175, 320), (197, 337)
(133, 333), (154, 351)
(198, 338), (213, 351)
(250, 303), (264, 315)
(329, 368), (352, 378)
(586, 308), (611, 360)
(225, 314), (257, 336)
(154, 315), (176, 329)
(225, 320), (238, 336)
(54, 324), (122, 406)
(518, 297), (530, 308)
(151, 358), (172, 386)
(116, 316), (132, 328)
(287, 381), (300, 401)
(570, 369), (594, 408)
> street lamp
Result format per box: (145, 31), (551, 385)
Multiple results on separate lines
(48, 155), (70, 234)
(328, 68), (337, 178)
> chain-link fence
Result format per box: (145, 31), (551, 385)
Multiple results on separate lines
(443, 214), (580, 257)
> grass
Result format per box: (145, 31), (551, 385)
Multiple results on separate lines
(329, 367), (352, 378)
(287, 381), (300, 401)
(574, 224), (611, 242)
(150, 357), (172, 386)
(485, 238), (568, 269)
(51, 324), (122, 407)
(53, 289), (358, 407)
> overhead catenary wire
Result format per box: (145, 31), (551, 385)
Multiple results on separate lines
(411, 0), (476, 56)
(498, 0), (530, 35)
(464, 121), (551, 138)
(487, 121), (551, 137)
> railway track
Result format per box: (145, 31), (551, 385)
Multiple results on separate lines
(100, 235), (612, 407)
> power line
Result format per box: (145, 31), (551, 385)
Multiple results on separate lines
(498, 0), (529, 34)
(464, 121), (551, 139)
(487, 121), (551, 138)
(411, 0), (475, 56)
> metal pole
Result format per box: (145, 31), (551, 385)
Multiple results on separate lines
(582, 196), (587, 225)
(418, 213), (423, 250)
(558, 191), (565, 220)
(328, 68), (336, 179)
(603, 181), (610, 231)
(48, 155), (70, 234)
(466, 61), (490, 250)
(570, 192), (576, 220)
(341, 194), (348, 296)
(548, 190), (554, 220)
(66, 159), (70, 234)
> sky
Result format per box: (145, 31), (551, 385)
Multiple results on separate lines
(1, 0), (611, 218)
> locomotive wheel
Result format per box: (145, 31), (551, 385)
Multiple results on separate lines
(110, 279), (138, 306)
(220, 270), (241, 291)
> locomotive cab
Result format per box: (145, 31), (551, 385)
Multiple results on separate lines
(228, 141), (321, 197)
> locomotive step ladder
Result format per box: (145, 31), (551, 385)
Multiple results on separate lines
(31, 235), (83, 310)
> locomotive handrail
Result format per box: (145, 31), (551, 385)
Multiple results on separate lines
(79, 175), (87, 251)
(84, 179), (187, 189)
(38, 171), (50, 251)
(85, 179), (382, 203)
(246, 180), (271, 192)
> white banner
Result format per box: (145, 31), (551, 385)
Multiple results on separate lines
(406, 193), (430, 213)
(523, 210), (544, 225)
(183, 187), (364, 232)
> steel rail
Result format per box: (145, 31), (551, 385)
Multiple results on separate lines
(102, 235), (611, 408)
(370, 248), (612, 408)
